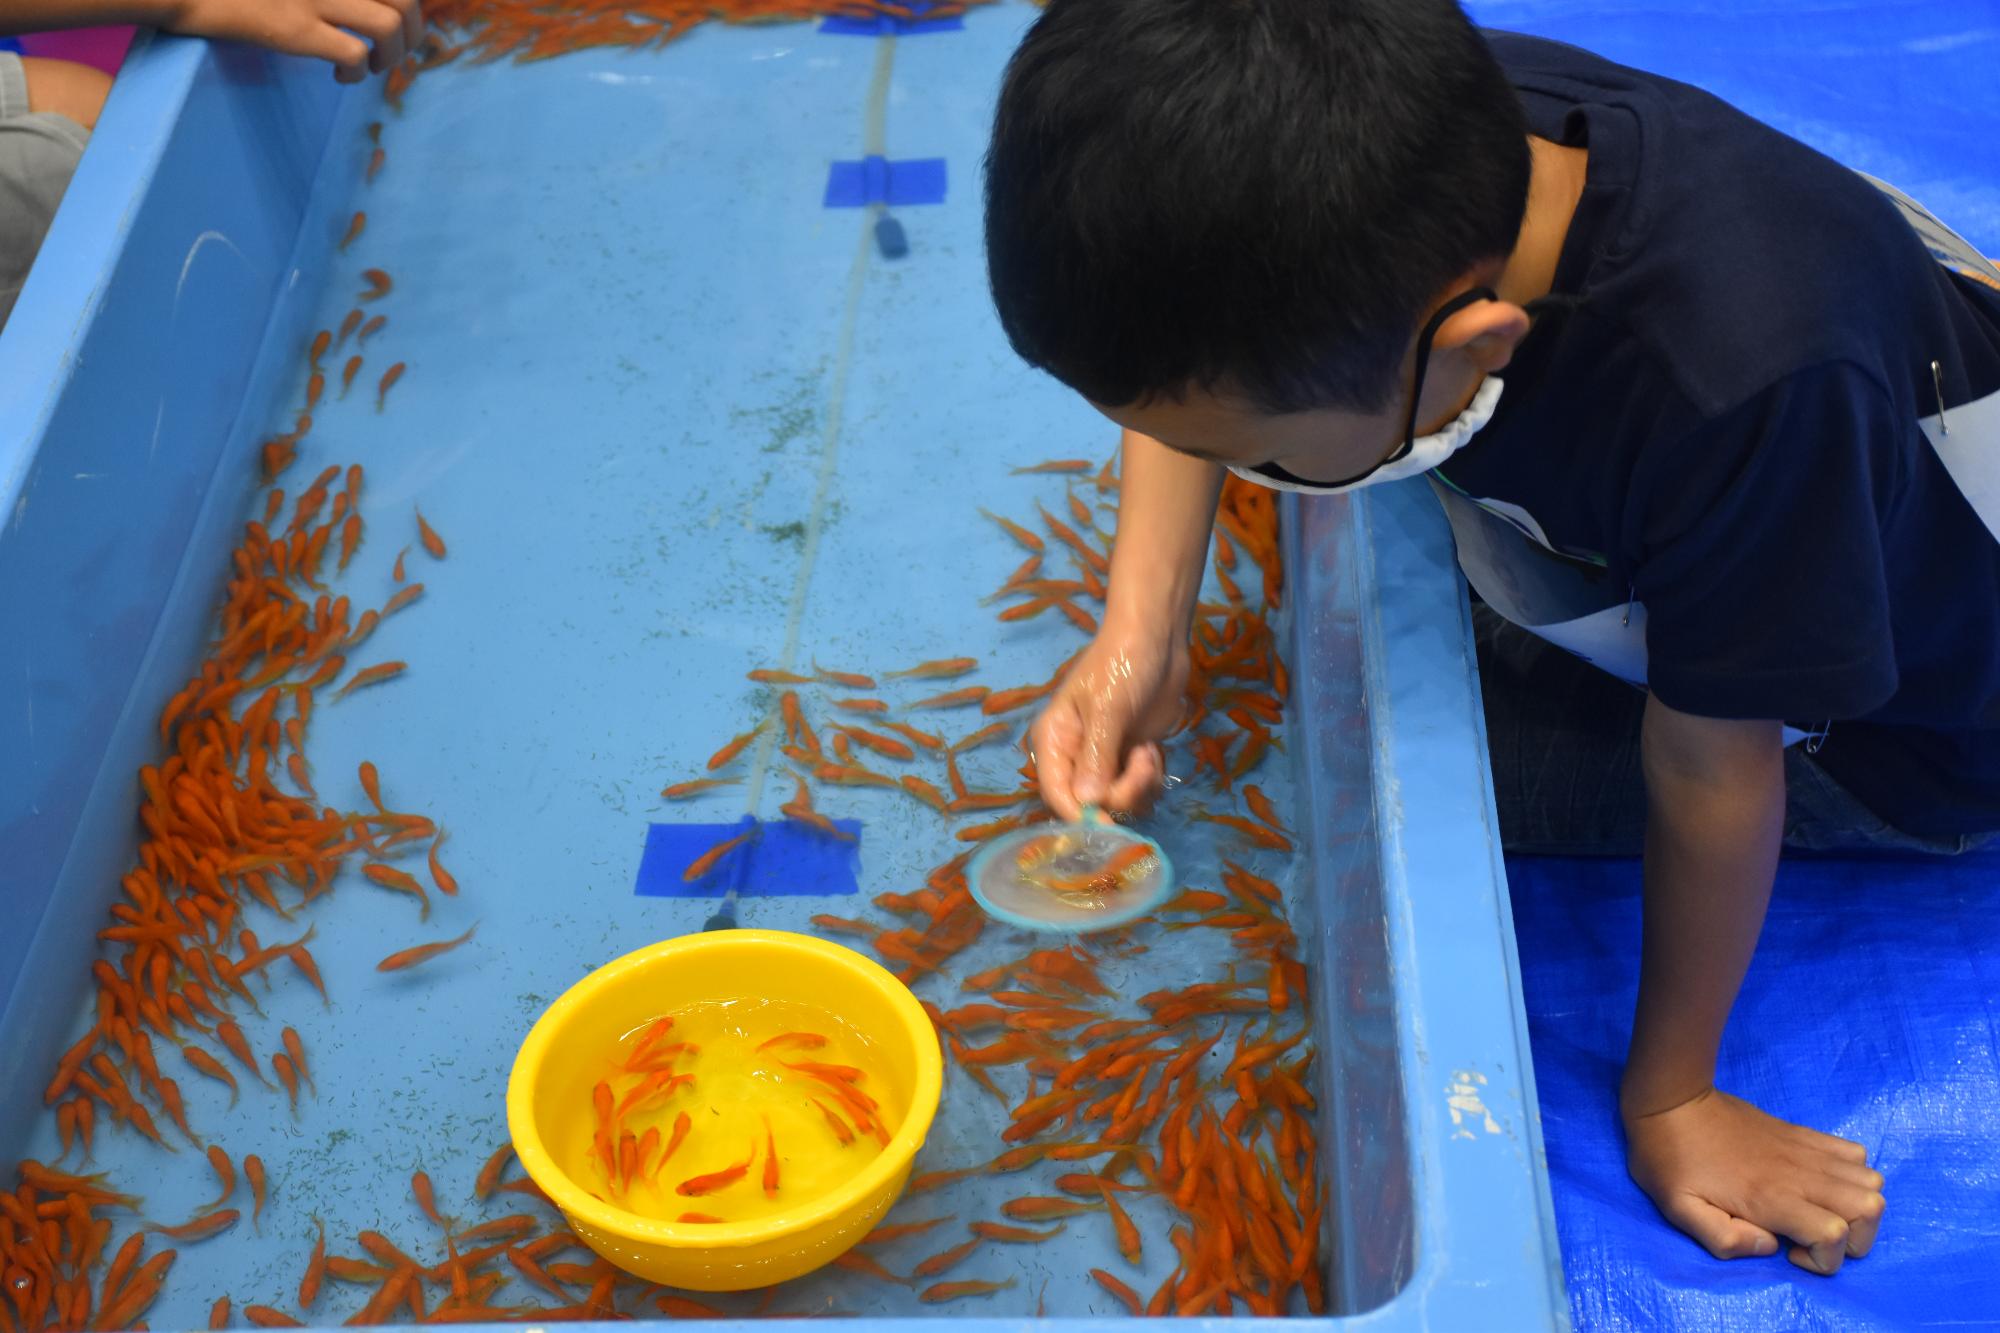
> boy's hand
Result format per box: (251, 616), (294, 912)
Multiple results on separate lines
(1624, 1086), (1885, 1275)
(1031, 618), (1187, 822)
(165, 0), (423, 82)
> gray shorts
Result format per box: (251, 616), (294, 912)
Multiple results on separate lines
(0, 52), (90, 331)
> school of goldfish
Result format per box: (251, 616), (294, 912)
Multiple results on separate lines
(0, 103), (478, 1332)
(582, 1019), (892, 1225)
(655, 461), (1320, 1317)
(4, 7), (1318, 1327)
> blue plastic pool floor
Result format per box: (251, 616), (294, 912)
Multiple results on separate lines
(1468, 3), (2000, 1329)
(11, 5), (1338, 1325)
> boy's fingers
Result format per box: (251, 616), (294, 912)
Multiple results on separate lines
(292, 22), (371, 73)
(1811, 1179), (1883, 1257)
(387, 0), (424, 54)
(322, 0), (407, 71)
(1659, 1193), (1777, 1260)
(1104, 743), (1163, 816)
(1031, 705), (1082, 823)
(1773, 1207), (1850, 1276)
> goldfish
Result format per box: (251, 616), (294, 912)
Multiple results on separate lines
(756, 1031), (828, 1051)
(969, 1220), (1065, 1243)
(359, 313), (386, 341)
(682, 827), (756, 881)
(1000, 1195), (1099, 1221)
(862, 1215), (953, 1245)
(362, 861), (430, 917)
(215, 1021), (270, 1087)
(887, 657), (978, 680)
(298, 1216), (327, 1308)
(814, 662), (876, 689)
(473, 1142), (513, 1199)
(661, 776), (741, 800)
(309, 330), (331, 365)
(1012, 459), (1092, 474)
(760, 1115), (780, 1197)
(950, 720), (1012, 752)
(910, 685), (988, 710)
(367, 145), (386, 182)
(337, 308), (363, 345)
(839, 725), (914, 761)
(183, 1045), (240, 1103)
(305, 371), (325, 410)
(336, 512), (363, 572)
(335, 659), (406, 699)
(828, 696), (888, 716)
(382, 582), (423, 616)
(901, 775), (949, 812)
(428, 830), (458, 896)
(374, 920), (474, 972)
(1090, 1269), (1142, 1314)
(339, 211), (366, 249)
(908, 1160), (976, 1192)
(912, 1235), (982, 1279)
(831, 1250), (910, 1285)
(810, 1097), (855, 1146)
(148, 1208), (240, 1242)
(1192, 808), (1294, 850)
(920, 1278), (1016, 1303)
(272, 1052), (301, 1110)
(813, 761), (895, 788)
(359, 268), (392, 300)
(416, 509), (446, 559)
(747, 668), (813, 684)
(981, 681), (1056, 716)
(376, 361), (406, 410)
(201, 1145), (236, 1209)
(706, 721), (766, 770)
(657, 1110), (692, 1170)
(391, 545), (409, 582)
(281, 1027), (313, 1094)
(340, 354), (363, 397)
(808, 913), (877, 941)
(675, 1141), (755, 1196)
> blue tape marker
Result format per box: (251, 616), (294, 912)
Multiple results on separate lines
(635, 818), (862, 899)
(823, 156), (947, 209)
(819, 3), (963, 36)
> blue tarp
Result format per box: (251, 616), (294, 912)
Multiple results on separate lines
(1511, 852), (2000, 1329)
(1474, 1), (2000, 1328)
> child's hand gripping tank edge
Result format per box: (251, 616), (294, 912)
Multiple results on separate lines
(983, 0), (2000, 1277)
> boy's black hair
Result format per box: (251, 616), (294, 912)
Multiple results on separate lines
(984, 0), (1531, 415)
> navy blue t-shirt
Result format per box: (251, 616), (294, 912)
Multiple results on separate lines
(1435, 33), (2000, 837)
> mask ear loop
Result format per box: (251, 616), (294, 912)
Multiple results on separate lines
(1402, 286), (1499, 452)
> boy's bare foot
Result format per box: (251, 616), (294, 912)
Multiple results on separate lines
(1623, 1087), (1885, 1275)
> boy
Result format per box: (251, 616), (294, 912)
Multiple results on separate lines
(2, 0), (422, 328)
(988, 0), (2000, 1276)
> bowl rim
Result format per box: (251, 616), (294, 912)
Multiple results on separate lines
(505, 928), (944, 1251)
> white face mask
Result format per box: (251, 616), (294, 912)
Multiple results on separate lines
(1227, 374), (1505, 495)
(1226, 285), (1506, 496)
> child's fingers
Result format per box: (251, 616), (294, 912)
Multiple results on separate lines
(289, 20), (370, 75)
(1103, 743), (1163, 816)
(1657, 1192), (1778, 1261)
(1030, 702), (1083, 823)
(321, 0), (409, 72)
(388, 0), (424, 57)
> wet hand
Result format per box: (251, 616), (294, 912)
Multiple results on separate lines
(167, 0), (424, 83)
(1030, 620), (1187, 823)
(1624, 1087), (1885, 1275)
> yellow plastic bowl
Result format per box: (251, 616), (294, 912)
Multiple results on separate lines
(505, 928), (944, 1291)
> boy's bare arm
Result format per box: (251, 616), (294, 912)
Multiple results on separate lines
(2, 0), (423, 81)
(1623, 695), (1885, 1275)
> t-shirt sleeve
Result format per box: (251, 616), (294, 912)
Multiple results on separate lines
(1633, 362), (1904, 721)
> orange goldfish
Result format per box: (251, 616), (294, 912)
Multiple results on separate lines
(675, 1141), (756, 1196)
(375, 924), (477, 972)
(415, 509), (446, 559)
(359, 268), (392, 300)
(661, 776), (741, 800)
(376, 361), (406, 410)
(339, 211), (366, 250)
